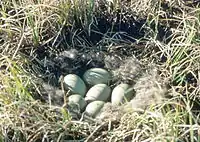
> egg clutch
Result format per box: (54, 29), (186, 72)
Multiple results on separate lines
(63, 68), (135, 119)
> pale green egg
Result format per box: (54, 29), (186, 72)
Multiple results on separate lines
(68, 94), (87, 111)
(85, 84), (111, 102)
(85, 101), (105, 118)
(111, 83), (134, 105)
(64, 74), (86, 96)
(83, 68), (111, 85)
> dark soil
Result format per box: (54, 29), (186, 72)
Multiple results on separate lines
(27, 13), (172, 87)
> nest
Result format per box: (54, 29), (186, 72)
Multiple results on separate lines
(95, 64), (167, 122)
(35, 44), (168, 123)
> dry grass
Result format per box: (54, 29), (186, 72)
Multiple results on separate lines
(0, 0), (200, 141)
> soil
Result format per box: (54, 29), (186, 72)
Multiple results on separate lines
(28, 14), (171, 86)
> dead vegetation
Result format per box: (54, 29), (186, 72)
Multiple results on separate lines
(0, 0), (200, 141)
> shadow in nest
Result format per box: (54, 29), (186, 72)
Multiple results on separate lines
(31, 15), (172, 84)
(28, 16), (146, 84)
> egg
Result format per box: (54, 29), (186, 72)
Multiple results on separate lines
(85, 101), (105, 118)
(68, 94), (87, 111)
(63, 74), (86, 96)
(83, 68), (111, 85)
(85, 84), (111, 102)
(111, 84), (134, 105)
